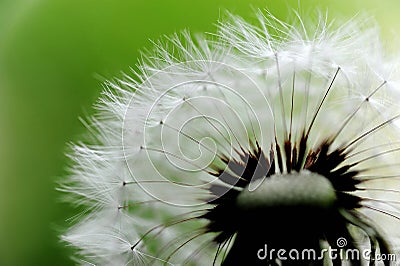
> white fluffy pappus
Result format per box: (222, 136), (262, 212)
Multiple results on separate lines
(61, 11), (400, 265)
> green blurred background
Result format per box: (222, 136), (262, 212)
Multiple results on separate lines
(0, 1), (399, 265)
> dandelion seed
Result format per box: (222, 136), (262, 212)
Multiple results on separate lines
(62, 10), (400, 265)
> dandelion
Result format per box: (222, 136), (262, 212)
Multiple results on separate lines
(62, 10), (400, 265)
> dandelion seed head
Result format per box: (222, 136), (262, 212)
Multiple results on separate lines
(62, 10), (400, 265)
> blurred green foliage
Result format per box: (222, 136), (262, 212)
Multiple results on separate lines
(0, 1), (399, 265)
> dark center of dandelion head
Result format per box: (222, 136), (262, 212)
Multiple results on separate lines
(236, 171), (336, 210)
(221, 172), (337, 265)
(202, 137), (373, 265)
